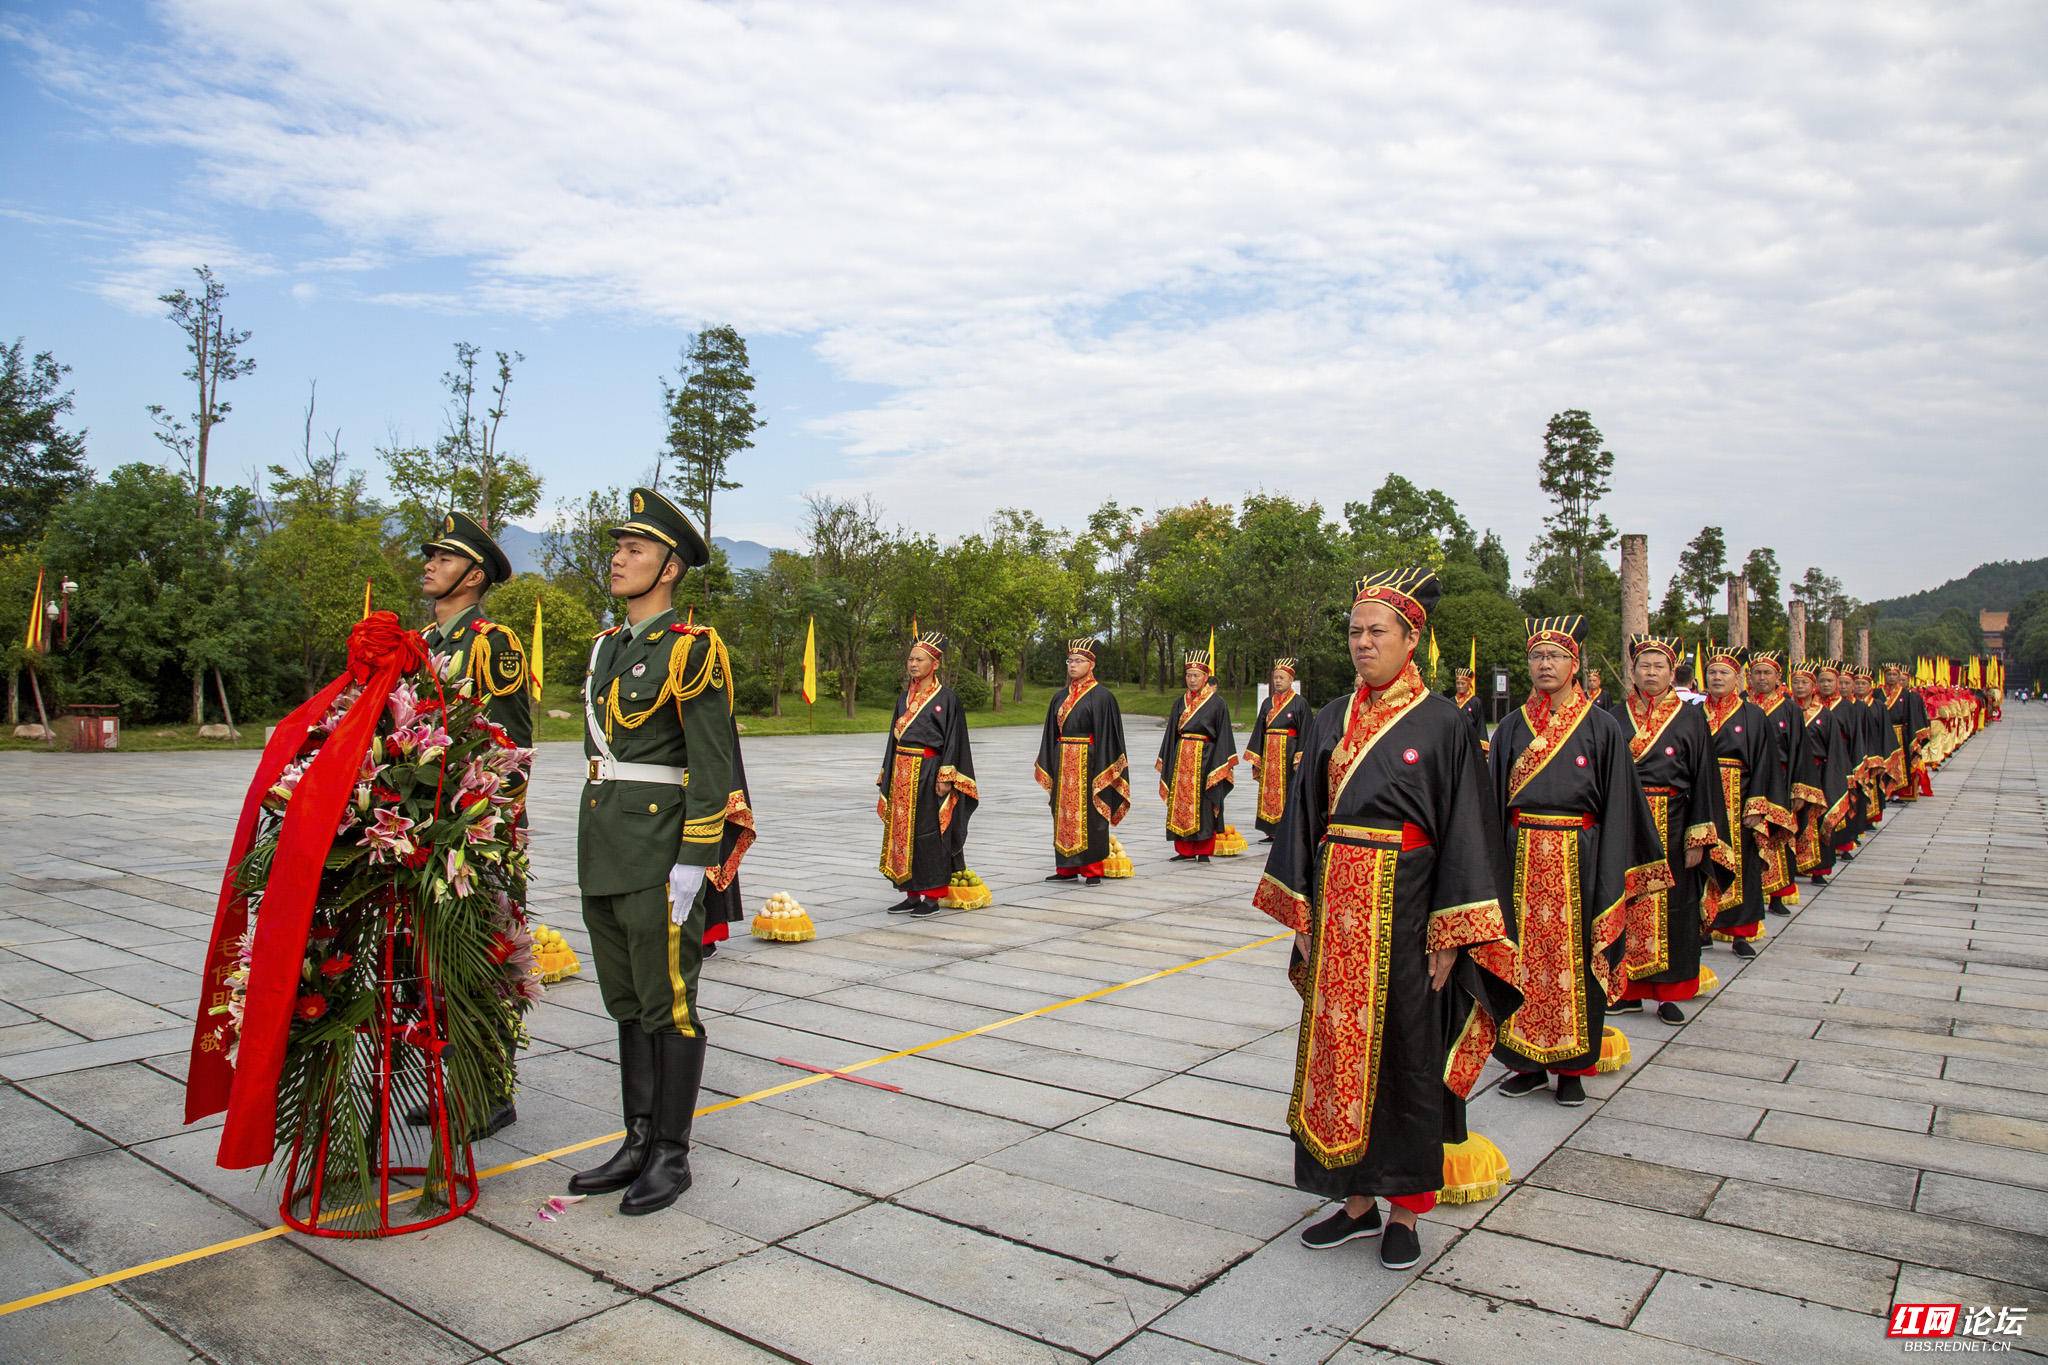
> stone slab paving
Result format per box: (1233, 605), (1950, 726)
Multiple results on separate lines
(0, 707), (2044, 1361)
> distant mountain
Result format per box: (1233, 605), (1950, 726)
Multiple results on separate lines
(1870, 558), (2048, 621)
(495, 523), (780, 575)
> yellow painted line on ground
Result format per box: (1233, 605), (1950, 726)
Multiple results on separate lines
(0, 928), (1288, 1319)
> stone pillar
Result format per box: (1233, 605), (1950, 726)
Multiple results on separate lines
(1827, 617), (1845, 661)
(1620, 534), (1649, 641)
(1858, 626), (1871, 670)
(1789, 600), (1807, 664)
(1726, 574), (1750, 648)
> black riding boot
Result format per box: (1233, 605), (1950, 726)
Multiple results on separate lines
(621, 1030), (706, 1215)
(568, 1023), (657, 1195)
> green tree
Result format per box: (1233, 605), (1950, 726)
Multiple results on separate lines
(731, 551), (821, 716)
(380, 344), (543, 547)
(1475, 530), (1512, 595)
(658, 326), (760, 547)
(0, 339), (92, 549)
(1139, 501), (1234, 689)
(1743, 547), (1786, 650)
(1083, 501), (1143, 681)
(40, 464), (280, 722)
(147, 265), (256, 520)
(1529, 409), (1617, 602)
(486, 573), (601, 697)
(1226, 493), (1348, 696)
(804, 493), (896, 717)
(256, 513), (407, 698)
(541, 487), (627, 622)
(1668, 525), (1727, 637)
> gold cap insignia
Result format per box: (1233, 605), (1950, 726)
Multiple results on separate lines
(632, 491), (646, 514)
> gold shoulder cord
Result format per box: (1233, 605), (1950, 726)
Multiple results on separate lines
(468, 624), (530, 700)
(604, 626), (734, 731)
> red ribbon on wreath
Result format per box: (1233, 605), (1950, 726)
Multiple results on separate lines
(185, 612), (431, 1168)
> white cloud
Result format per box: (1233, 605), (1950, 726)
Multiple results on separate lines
(16, 0), (2048, 594)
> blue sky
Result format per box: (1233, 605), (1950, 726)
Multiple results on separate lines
(4, 1), (2044, 597)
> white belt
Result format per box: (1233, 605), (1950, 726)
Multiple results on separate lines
(586, 755), (689, 786)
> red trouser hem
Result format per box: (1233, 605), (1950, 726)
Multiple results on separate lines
(1174, 837), (1217, 857)
(1387, 1192), (1436, 1215)
(1552, 1065), (1599, 1077)
(911, 885), (947, 900)
(702, 921), (729, 945)
(1718, 922), (1762, 940)
(1055, 862), (1106, 879)
(1621, 977), (1699, 1002)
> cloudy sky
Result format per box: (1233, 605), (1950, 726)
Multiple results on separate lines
(4, 0), (2043, 600)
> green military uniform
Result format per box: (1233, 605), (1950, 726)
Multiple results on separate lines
(569, 486), (755, 1217)
(578, 607), (745, 1037)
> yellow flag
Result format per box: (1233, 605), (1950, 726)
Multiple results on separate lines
(801, 616), (817, 705)
(1427, 628), (1440, 682)
(1469, 635), (1478, 676)
(25, 567), (44, 652)
(361, 578), (373, 620)
(529, 595), (545, 701)
(1207, 626), (1216, 670)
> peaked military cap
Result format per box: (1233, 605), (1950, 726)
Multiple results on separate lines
(1527, 615), (1589, 657)
(421, 509), (512, 586)
(1353, 566), (1439, 631)
(610, 487), (711, 568)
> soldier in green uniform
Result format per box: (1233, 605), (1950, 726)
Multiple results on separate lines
(419, 510), (533, 748)
(416, 510), (529, 1137)
(568, 487), (757, 1216)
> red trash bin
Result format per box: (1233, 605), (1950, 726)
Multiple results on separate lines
(63, 705), (120, 752)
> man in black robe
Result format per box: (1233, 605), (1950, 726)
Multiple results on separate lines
(1450, 667), (1488, 753)
(1158, 650), (1236, 861)
(1612, 635), (1725, 1021)
(1881, 663), (1933, 801)
(1493, 615), (1670, 1104)
(1256, 567), (1520, 1271)
(1850, 667), (1898, 834)
(876, 631), (979, 916)
(1833, 666), (1877, 851)
(1583, 665), (1617, 717)
(1701, 646), (1795, 956)
(1034, 639), (1131, 884)
(1244, 659), (1309, 840)
(1798, 662), (1857, 884)
(1746, 651), (1805, 915)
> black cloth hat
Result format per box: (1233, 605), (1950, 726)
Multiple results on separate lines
(421, 510), (512, 586)
(610, 487), (711, 568)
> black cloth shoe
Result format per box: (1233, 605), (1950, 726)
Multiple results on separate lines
(1732, 938), (1757, 958)
(701, 940), (718, 958)
(622, 1030), (706, 1215)
(1657, 1002), (1685, 1024)
(1300, 1203), (1382, 1249)
(1083, 875), (1102, 885)
(1608, 997), (1643, 1013)
(1769, 901), (1792, 916)
(886, 896), (920, 913)
(1168, 853), (1193, 862)
(1810, 874), (1827, 886)
(1555, 1074), (1587, 1107)
(569, 1023), (657, 1195)
(1499, 1070), (1547, 1098)
(1379, 1219), (1422, 1270)
(908, 900), (940, 917)
(1043, 873), (1070, 882)
(1196, 854), (1211, 863)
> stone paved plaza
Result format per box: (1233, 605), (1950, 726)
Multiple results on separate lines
(1, 707), (2045, 1362)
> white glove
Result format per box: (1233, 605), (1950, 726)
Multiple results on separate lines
(668, 864), (708, 925)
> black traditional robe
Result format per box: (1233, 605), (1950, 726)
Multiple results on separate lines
(1796, 697), (1856, 875)
(1244, 688), (1310, 835)
(1159, 685), (1236, 850)
(876, 680), (979, 893)
(1881, 683), (1933, 801)
(1450, 687), (1488, 754)
(1856, 692), (1898, 827)
(1618, 693), (1726, 1001)
(1490, 687), (1670, 1075)
(1750, 688), (1806, 903)
(1034, 680), (1131, 870)
(1254, 665), (1521, 1200)
(1702, 695), (1795, 942)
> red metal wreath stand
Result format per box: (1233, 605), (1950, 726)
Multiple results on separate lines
(279, 905), (477, 1237)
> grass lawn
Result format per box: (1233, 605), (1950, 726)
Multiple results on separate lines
(3, 679), (1268, 753)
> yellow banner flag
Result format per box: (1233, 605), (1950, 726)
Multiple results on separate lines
(529, 595), (545, 701)
(25, 567), (44, 653)
(361, 578), (373, 620)
(1207, 626), (1216, 669)
(801, 616), (817, 705)
(1469, 635), (1478, 676)
(1427, 628), (1441, 683)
